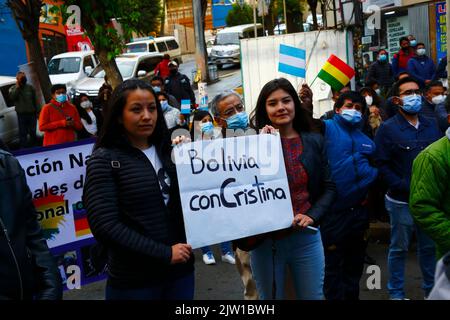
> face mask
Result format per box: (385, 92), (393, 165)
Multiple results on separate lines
(152, 86), (161, 93)
(20, 77), (27, 85)
(80, 100), (92, 109)
(410, 40), (417, 47)
(365, 95), (373, 106)
(56, 94), (67, 103)
(169, 69), (177, 76)
(375, 88), (381, 96)
(416, 48), (426, 56)
(340, 109), (362, 125)
(226, 112), (249, 130)
(200, 121), (214, 135)
(160, 100), (169, 112)
(378, 54), (387, 62)
(400, 95), (422, 114)
(431, 95), (446, 105)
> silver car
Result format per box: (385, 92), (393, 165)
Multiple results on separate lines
(69, 52), (163, 101)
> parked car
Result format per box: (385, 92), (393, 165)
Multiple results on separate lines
(0, 76), (19, 146)
(47, 51), (99, 89)
(70, 52), (163, 104)
(210, 24), (263, 69)
(125, 36), (183, 65)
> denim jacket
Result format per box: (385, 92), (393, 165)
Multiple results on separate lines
(374, 113), (442, 202)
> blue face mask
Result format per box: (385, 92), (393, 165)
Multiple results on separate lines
(379, 54), (387, 62)
(340, 109), (362, 125)
(160, 100), (169, 112)
(401, 95), (422, 114)
(200, 121), (214, 135)
(56, 94), (67, 103)
(410, 40), (417, 47)
(152, 86), (161, 93)
(226, 112), (249, 130)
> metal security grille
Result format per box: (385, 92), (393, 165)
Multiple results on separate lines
(408, 4), (430, 51)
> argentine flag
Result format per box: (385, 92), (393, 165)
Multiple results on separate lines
(278, 44), (306, 78)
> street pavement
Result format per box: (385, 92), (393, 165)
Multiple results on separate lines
(63, 222), (427, 300)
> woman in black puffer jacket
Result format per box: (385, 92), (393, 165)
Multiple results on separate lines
(83, 79), (194, 300)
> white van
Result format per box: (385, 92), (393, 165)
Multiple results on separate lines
(210, 24), (263, 69)
(125, 36), (183, 65)
(0, 76), (19, 146)
(47, 50), (99, 86)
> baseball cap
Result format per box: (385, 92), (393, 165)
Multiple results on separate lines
(168, 60), (178, 67)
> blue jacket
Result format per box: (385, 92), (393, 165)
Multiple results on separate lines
(374, 113), (442, 202)
(407, 55), (436, 87)
(324, 116), (378, 211)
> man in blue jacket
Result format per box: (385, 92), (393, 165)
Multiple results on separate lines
(422, 81), (449, 133)
(374, 77), (441, 299)
(407, 43), (436, 88)
(320, 91), (378, 300)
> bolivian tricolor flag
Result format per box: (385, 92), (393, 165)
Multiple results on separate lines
(318, 55), (355, 91)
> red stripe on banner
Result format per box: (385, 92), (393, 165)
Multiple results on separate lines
(74, 218), (89, 231)
(327, 54), (355, 79)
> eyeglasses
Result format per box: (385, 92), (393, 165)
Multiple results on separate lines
(399, 89), (422, 96)
(221, 103), (244, 118)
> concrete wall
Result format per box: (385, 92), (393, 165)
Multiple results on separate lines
(174, 24), (196, 54)
(240, 29), (353, 118)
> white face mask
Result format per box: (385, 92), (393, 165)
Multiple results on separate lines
(431, 95), (446, 105)
(365, 95), (373, 106)
(416, 48), (426, 56)
(80, 100), (92, 109)
(375, 88), (381, 95)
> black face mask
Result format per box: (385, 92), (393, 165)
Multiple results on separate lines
(170, 69), (177, 76)
(20, 78), (27, 85)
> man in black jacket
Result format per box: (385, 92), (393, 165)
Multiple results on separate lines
(0, 148), (62, 300)
(164, 61), (196, 107)
(366, 49), (394, 97)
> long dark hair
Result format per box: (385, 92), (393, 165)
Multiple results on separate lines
(190, 110), (213, 140)
(250, 78), (312, 133)
(75, 93), (92, 124)
(95, 79), (172, 164)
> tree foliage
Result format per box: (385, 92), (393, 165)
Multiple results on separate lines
(56, 0), (161, 88)
(225, 3), (255, 27)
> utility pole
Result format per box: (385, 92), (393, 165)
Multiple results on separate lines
(283, 0), (288, 33)
(192, 0), (209, 83)
(447, 0), (450, 86)
(252, 0), (257, 38)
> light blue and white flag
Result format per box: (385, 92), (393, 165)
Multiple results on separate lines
(278, 44), (306, 78)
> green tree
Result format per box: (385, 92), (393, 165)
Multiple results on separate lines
(59, 0), (161, 89)
(225, 3), (254, 27)
(277, 0), (306, 33)
(7, 0), (52, 102)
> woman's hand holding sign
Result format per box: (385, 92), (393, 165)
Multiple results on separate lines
(292, 213), (314, 229)
(260, 125), (278, 135)
(171, 243), (192, 264)
(172, 135), (191, 146)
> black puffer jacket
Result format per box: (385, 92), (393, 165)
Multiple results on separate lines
(367, 60), (394, 88)
(83, 142), (194, 289)
(0, 149), (62, 300)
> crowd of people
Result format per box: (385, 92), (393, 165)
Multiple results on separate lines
(1, 44), (450, 301)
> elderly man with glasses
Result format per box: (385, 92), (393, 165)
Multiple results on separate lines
(210, 91), (251, 137)
(374, 77), (442, 300)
